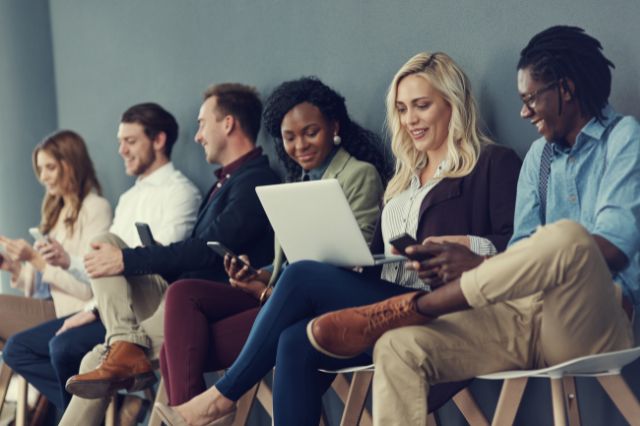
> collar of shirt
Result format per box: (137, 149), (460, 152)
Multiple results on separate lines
(134, 162), (176, 187)
(552, 104), (619, 154)
(214, 146), (263, 182)
(410, 160), (447, 189)
(300, 147), (338, 181)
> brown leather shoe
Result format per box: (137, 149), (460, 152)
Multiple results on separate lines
(65, 341), (156, 399)
(307, 291), (430, 359)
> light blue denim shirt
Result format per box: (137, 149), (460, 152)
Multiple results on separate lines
(510, 105), (640, 304)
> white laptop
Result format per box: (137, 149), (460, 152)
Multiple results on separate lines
(255, 179), (405, 268)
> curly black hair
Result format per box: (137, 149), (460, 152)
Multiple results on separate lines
(518, 26), (614, 121)
(262, 76), (390, 182)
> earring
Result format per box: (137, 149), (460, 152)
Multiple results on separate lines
(333, 135), (342, 146)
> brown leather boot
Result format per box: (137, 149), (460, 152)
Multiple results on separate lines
(65, 341), (156, 399)
(307, 291), (431, 359)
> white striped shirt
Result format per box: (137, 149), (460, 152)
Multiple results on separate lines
(380, 163), (496, 290)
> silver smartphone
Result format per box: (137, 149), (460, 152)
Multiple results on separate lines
(28, 227), (48, 243)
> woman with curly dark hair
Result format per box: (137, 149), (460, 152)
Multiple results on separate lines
(157, 77), (385, 413)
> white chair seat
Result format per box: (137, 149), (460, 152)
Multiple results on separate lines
(479, 346), (640, 380)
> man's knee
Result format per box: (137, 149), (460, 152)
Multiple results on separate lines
(78, 346), (104, 373)
(2, 334), (25, 368)
(541, 220), (594, 252)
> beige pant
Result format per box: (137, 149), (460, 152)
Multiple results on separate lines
(373, 220), (634, 426)
(59, 233), (166, 426)
(0, 294), (56, 349)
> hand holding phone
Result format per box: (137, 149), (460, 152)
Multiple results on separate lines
(29, 227), (48, 243)
(207, 242), (259, 276)
(389, 233), (419, 254)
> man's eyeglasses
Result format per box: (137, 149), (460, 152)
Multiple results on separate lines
(521, 80), (559, 110)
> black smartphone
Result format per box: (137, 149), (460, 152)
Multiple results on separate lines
(207, 241), (258, 275)
(135, 222), (157, 247)
(389, 233), (419, 254)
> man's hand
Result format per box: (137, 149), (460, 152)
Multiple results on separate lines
(37, 237), (71, 269)
(84, 242), (124, 278)
(403, 241), (484, 286)
(55, 310), (97, 336)
(423, 235), (470, 248)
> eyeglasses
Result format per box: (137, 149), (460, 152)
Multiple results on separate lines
(521, 80), (559, 110)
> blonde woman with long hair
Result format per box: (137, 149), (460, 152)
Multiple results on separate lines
(156, 52), (522, 426)
(0, 130), (111, 346)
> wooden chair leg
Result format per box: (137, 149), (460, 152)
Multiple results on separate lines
(452, 387), (489, 426)
(15, 375), (28, 426)
(0, 363), (13, 412)
(233, 382), (260, 426)
(550, 378), (567, 426)
(256, 378), (274, 418)
(148, 378), (168, 426)
(105, 395), (116, 426)
(491, 377), (528, 426)
(339, 371), (373, 426)
(597, 374), (640, 424)
(562, 377), (581, 426)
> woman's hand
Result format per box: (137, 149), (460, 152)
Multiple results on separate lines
(37, 237), (71, 269)
(55, 310), (97, 336)
(223, 254), (271, 284)
(0, 236), (46, 271)
(229, 275), (269, 300)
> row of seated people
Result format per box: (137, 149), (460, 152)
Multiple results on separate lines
(1, 24), (639, 426)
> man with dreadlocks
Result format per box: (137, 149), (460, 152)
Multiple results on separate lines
(305, 26), (640, 425)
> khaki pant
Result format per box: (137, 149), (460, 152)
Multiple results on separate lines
(373, 220), (634, 426)
(59, 233), (166, 426)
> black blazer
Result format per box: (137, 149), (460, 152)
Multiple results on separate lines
(122, 155), (280, 282)
(370, 144), (522, 255)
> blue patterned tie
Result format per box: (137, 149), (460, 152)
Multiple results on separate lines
(538, 142), (554, 225)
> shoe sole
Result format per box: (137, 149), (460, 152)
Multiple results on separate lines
(66, 372), (157, 399)
(306, 320), (354, 359)
(155, 403), (236, 426)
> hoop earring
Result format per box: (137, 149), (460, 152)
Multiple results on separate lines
(333, 135), (342, 146)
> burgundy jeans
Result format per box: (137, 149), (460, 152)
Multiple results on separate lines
(160, 279), (260, 405)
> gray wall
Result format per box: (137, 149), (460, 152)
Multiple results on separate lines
(2, 0), (640, 424)
(0, 0), (57, 293)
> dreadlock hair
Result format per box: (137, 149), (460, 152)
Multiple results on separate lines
(263, 76), (391, 182)
(518, 25), (614, 121)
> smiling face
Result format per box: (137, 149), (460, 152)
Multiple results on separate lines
(194, 96), (229, 165)
(517, 67), (583, 145)
(36, 149), (64, 196)
(395, 74), (452, 154)
(280, 102), (337, 171)
(117, 122), (157, 177)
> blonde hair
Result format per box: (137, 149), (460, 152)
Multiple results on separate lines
(33, 130), (102, 235)
(383, 52), (492, 203)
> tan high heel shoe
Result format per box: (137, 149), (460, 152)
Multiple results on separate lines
(154, 402), (236, 426)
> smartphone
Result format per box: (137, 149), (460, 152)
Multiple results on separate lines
(207, 241), (258, 275)
(389, 233), (419, 254)
(135, 222), (157, 247)
(28, 227), (48, 243)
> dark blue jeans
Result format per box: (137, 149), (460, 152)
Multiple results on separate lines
(3, 314), (105, 410)
(216, 261), (470, 425)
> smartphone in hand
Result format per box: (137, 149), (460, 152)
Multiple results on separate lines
(29, 227), (48, 243)
(207, 241), (258, 275)
(389, 233), (419, 254)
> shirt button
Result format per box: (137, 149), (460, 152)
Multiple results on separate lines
(216, 182), (222, 188)
(569, 195), (577, 203)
